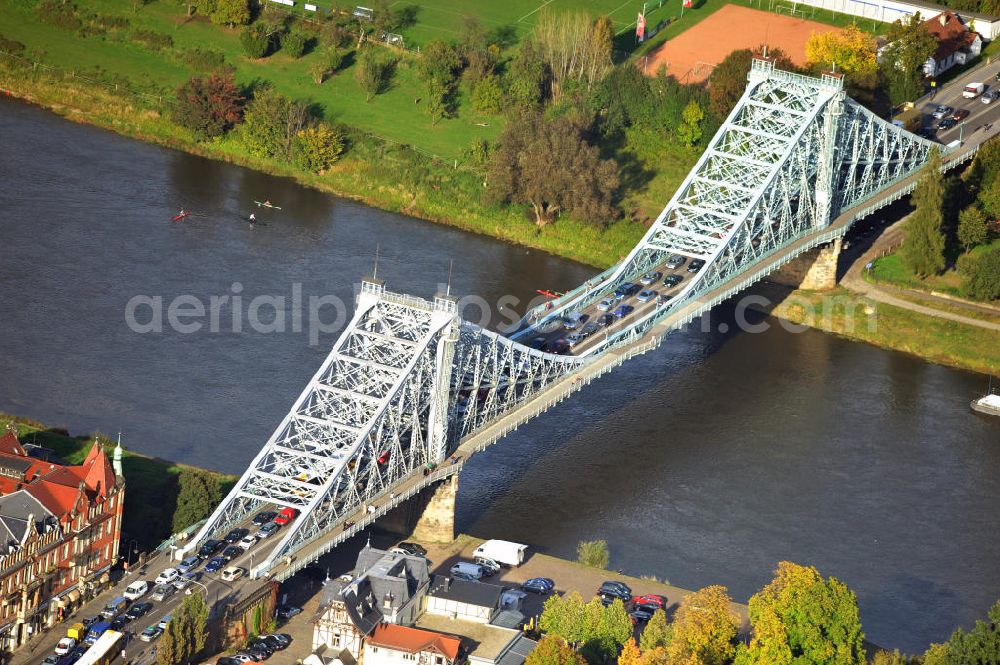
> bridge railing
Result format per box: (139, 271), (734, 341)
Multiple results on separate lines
(509, 262), (621, 339)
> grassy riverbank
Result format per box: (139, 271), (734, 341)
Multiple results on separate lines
(771, 287), (1000, 374)
(1, 413), (238, 551)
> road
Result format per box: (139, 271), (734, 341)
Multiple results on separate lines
(921, 59), (1000, 143)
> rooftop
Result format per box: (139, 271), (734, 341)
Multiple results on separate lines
(368, 623), (461, 660)
(415, 614), (514, 661)
(427, 575), (503, 609)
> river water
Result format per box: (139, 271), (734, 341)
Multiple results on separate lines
(1, 97), (997, 653)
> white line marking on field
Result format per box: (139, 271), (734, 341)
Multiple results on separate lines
(519, 0), (556, 22)
(606, 0), (637, 18)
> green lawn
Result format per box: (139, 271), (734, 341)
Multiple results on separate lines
(867, 238), (1000, 299)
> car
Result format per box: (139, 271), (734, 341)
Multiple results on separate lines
(158, 614), (173, 630)
(221, 545), (243, 561)
(43, 656), (61, 665)
(548, 338), (570, 354)
(474, 557), (501, 576)
(596, 298), (615, 312)
(613, 283), (638, 300)
(656, 294), (672, 306)
(276, 605), (302, 620)
(205, 556), (227, 573)
(938, 117), (957, 130)
(983, 90), (999, 104)
(522, 577), (555, 594)
(377, 449), (391, 464)
(528, 336), (547, 350)
(174, 572), (199, 590)
(124, 602), (153, 621)
(217, 658), (243, 665)
(261, 633), (292, 650)
(256, 521), (280, 539)
(246, 640), (274, 659)
(123, 580), (149, 601)
(562, 313), (587, 330)
(663, 274), (683, 288)
(225, 527), (249, 544)
(688, 258), (705, 272)
(932, 104), (953, 119)
(150, 584), (175, 602)
(55, 637), (76, 656)
(140, 625), (163, 642)
(221, 566), (246, 582)
(579, 322), (600, 338)
(598, 580), (632, 600)
(666, 254), (686, 269)
(566, 332), (585, 347)
(252, 510), (278, 525)
(198, 539), (225, 558)
(630, 604), (657, 623)
(632, 594), (667, 608)
(395, 541), (427, 557)
(110, 615), (129, 631)
(238, 534), (257, 550)
(597, 313), (614, 327)
(952, 108), (970, 121)
(612, 304), (634, 319)
(274, 506), (298, 525)
(639, 271), (662, 285)
(177, 555), (201, 574)
(229, 656), (254, 664)
(452, 571), (477, 582)
(154, 568), (179, 586)
(637, 289), (657, 303)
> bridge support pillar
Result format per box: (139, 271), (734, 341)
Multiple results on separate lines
(768, 238), (842, 291)
(410, 474), (458, 544)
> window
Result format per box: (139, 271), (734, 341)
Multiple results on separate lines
(403, 654), (416, 661)
(436, 658), (444, 665)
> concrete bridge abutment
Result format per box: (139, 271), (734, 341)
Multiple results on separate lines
(375, 473), (458, 544)
(768, 237), (842, 291)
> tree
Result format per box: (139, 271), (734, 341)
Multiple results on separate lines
(239, 88), (310, 160)
(460, 16), (499, 85)
(960, 246), (1000, 300)
(640, 609), (673, 651)
(540, 591), (588, 644)
(576, 539), (609, 569)
(471, 73), (504, 115)
(805, 25), (877, 78)
(978, 170), (1000, 219)
(157, 616), (182, 665)
(932, 599), (1000, 662)
(664, 585), (740, 665)
(416, 39), (463, 122)
(172, 469), (222, 532)
(735, 561), (865, 665)
(526, 635), (587, 665)
(488, 113), (618, 227)
(708, 46), (793, 120)
(311, 48), (346, 84)
(240, 24), (274, 59)
(505, 39), (547, 110)
(532, 9), (613, 100)
(292, 124), (345, 173)
(870, 650), (914, 665)
(619, 638), (642, 665)
(211, 0), (249, 27)
(172, 71), (244, 139)
(282, 31), (307, 58)
(901, 149), (947, 277)
(355, 46), (395, 101)
(677, 99), (705, 148)
(958, 205), (990, 249)
(879, 15), (936, 106)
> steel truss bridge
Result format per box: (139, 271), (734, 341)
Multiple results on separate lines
(183, 60), (980, 580)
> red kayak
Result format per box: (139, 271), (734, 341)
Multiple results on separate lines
(172, 212), (190, 222)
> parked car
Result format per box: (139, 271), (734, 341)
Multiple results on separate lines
(261, 633), (292, 650)
(55, 637), (76, 656)
(221, 566), (246, 582)
(666, 254), (686, 269)
(596, 298), (615, 312)
(124, 602), (153, 621)
(158, 614), (173, 631)
(221, 545), (243, 561)
(225, 527), (249, 544)
(613, 304), (634, 319)
(632, 594), (667, 608)
(155, 568), (179, 586)
(140, 625), (163, 642)
(394, 541), (427, 556)
(474, 557), (501, 576)
(205, 556), (227, 573)
(198, 539), (225, 558)
(274, 506), (298, 525)
(688, 259), (705, 272)
(522, 577), (555, 594)
(630, 604), (657, 623)
(217, 658), (243, 665)
(639, 271), (662, 285)
(598, 580), (631, 601)
(177, 555), (201, 575)
(637, 289), (657, 303)
(663, 274), (683, 288)
(932, 105), (954, 119)
(256, 521), (280, 539)
(276, 605), (302, 620)
(150, 584), (175, 602)
(252, 510), (277, 525)
(238, 534), (257, 550)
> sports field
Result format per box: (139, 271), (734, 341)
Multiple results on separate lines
(390, 0), (663, 47)
(643, 4), (843, 82)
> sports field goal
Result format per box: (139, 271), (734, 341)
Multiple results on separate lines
(770, 1), (815, 19)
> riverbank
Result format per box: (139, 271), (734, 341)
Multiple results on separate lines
(1, 413), (237, 551)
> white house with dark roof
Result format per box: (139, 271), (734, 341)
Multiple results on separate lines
(424, 575), (503, 624)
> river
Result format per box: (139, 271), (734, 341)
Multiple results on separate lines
(1, 96), (997, 653)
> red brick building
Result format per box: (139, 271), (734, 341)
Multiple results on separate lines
(0, 427), (124, 651)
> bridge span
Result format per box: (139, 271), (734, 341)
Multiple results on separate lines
(180, 59), (989, 580)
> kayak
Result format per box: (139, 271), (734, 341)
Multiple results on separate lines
(254, 201), (282, 210)
(172, 212), (190, 222)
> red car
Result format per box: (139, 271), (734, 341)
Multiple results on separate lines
(952, 108), (970, 121)
(377, 450), (391, 465)
(274, 506), (298, 525)
(631, 594), (667, 608)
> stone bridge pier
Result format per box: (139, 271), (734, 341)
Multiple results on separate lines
(769, 237), (843, 291)
(376, 473), (459, 544)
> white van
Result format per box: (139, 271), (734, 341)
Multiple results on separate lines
(449, 562), (484, 580)
(964, 82), (985, 98)
(123, 580), (148, 601)
(473, 540), (527, 567)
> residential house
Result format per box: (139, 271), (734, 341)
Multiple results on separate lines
(923, 11), (982, 77)
(364, 623), (461, 665)
(424, 575), (503, 624)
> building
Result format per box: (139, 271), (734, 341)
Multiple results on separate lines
(0, 427), (125, 652)
(364, 623), (461, 665)
(789, 0), (1000, 40)
(922, 11), (983, 76)
(424, 575), (503, 624)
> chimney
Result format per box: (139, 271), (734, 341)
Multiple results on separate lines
(940, 13), (948, 26)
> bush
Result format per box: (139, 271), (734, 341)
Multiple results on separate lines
(240, 25), (274, 59)
(172, 71), (245, 139)
(960, 246), (1000, 301)
(211, 0), (250, 27)
(471, 73), (503, 115)
(179, 47), (227, 71)
(130, 28), (173, 51)
(577, 539), (610, 569)
(282, 31), (307, 58)
(292, 124), (346, 172)
(36, 0), (82, 30)
(0, 34), (27, 55)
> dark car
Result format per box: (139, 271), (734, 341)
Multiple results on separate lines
(246, 641), (274, 659)
(612, 304), (634, 319)
(579, 322), (600, 338)
(528, 336), (547, 351)
(221, 545), (243, 561)
(630, 604), (657, 623)
(217, 658), (243, 665)
(276, 605), (302, 620)
(395, 542), (427, 556)
(952, 108), (970, 121)
(548, 338), (570, 354)
(938, 117), (957, 130)
(205, 556), (227, 573)
(613, 283), (639, 300)
(687, 258), (706, 272)
(225, 528), (249, 544)
(522, 577), (555, 594)
(598, 580), (631, 600)
(597, 313), (614, 327)
(663, 274), (683, 288)
(198, 539), (225, 558)
(110, 616), (129, 630)
(125, 602), (153, 621)
(262, 633), (292, 650)
(252, 510), (278, 525)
